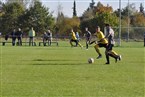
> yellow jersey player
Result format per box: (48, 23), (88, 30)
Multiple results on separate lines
(91, 26), (108, 59)
(70, 29), (83, 48)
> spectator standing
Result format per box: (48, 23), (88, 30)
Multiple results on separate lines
(16, 28), (23, 46)
(43, 32), (48, 46)
(5, 33), (9, 42)
(28, 27), (35, 46)
(47, 30), (52, 46)
(11, 29), (16, 46)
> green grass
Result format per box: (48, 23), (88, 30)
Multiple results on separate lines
(0, 41), (144, 97)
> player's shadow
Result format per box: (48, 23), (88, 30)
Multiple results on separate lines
(32, 59), (87, 65)
(33, 59), (80, 62)
(32, 63), (86, 65)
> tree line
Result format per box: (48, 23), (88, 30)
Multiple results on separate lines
(0, 0), (145, 39)
(0, 0), (54, 36)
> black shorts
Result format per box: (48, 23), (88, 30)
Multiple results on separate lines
(86, 37), (91, 41)
(107, 44), (114, 50)
(98, 43), (107, 48)
(70, 39), (78, 43)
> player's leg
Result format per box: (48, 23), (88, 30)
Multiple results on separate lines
(12, 37), (15, 46)
(13, 37), (16, 46)
(20, 37), (22, 46)
(108, 50), (121, 62)
(70, 39), (74, 47)
(48, 39), (50, 46)
(86, 38), (89, 49)
(94, 44), (102, 59)
(77, 40), (83, 48)
(86, 41), (88, 49)
(90, 40), (96, 45)
(43, 38), (46, 46)
(75, 40), (78, 47)
(18, 37), (20, 46)
(105, 49), (110, 64)
(50, 38), (52, 46)
(107, 44), (121, 62)
(29, 37), (32, 46)
(32, 37), (34, 46)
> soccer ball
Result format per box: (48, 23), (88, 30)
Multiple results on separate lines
(88, 58), (94, 64)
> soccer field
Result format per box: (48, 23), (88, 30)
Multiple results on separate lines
(0, 41), (144, 97)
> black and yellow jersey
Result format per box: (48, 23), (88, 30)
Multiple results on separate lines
(71, 31), (77, 40)
(94, 31), (108, 44)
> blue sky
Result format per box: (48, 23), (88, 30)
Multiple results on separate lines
(41, 0), (145, 17)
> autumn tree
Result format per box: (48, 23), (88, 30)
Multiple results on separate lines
(131, 13), (145, 27)
(80, 2), (118, 34)
(93, 2), (113, 14)
(56, 17), (80, 36)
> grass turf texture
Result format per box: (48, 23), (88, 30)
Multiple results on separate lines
(0, 41), (144, 97)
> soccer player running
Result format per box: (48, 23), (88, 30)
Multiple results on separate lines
(70, 29), (83, 48)
(84, 27), (91, 50)
(105, 24), (121, 64)
(91, 26), (108, 59)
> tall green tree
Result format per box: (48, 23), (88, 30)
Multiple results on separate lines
(90, 0), (95, 9)
(140, 3), (144, 14)
(5, 0), (32, 9)
(81, 1), (99, 21)
(81, 8), (94, 21)
(0, 2), (25, 33)
(0, 1), (3, 16)
(122, 3), (137, 17)
(73, 0), (77, 17)
(22, 0), (54, 34)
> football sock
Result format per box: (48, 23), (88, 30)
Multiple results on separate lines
(94, 45), (101, 56)
(78, 43), (83, 47)
(108, 50), (118, 58)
